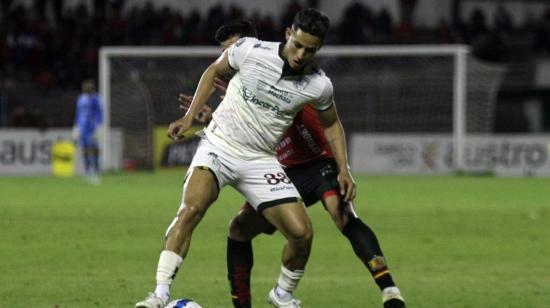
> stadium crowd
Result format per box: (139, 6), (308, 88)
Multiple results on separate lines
(1, 0), (550, 128)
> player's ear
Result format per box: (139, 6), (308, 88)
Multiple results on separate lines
(285, 27), (292, 41)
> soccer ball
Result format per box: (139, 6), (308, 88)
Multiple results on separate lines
(166, 298), (202, 308)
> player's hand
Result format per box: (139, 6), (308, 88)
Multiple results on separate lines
(213, 76), (228, 100)
(213, 76), (228, 93)
(178, 93), (193, 111)
(196, 105), (213, 123)
(337, 169), (356, 202)
(178, 93), (213, 123)
(167, 116), (193, 141)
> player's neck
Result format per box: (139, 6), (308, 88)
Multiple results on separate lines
(278, 43), (304, 77)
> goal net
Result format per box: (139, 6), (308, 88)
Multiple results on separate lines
(99, 45), (505, 173)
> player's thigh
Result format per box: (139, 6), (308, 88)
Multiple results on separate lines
(182, 167), (219, 211)
(176, 139), (236, 215)
(164, 168), (219, 243)
(80, 134), (97, 149)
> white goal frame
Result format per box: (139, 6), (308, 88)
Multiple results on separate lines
(99, 45), (470, 172)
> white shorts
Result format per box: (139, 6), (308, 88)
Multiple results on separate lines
(187, 137), (301, 211)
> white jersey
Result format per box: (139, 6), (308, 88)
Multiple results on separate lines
(204, 37), (334, 161)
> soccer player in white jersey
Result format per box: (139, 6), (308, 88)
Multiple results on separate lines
(135, 8), (355, 308)
(180, 20), (405, 308)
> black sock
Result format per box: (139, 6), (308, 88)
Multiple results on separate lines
(227, 237), (253, 308)
(342, 217), (396, 290)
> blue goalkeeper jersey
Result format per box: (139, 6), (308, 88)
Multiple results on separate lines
(75, 93), (103, 135)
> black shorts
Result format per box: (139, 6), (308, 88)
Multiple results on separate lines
(284, 158), (340, 207)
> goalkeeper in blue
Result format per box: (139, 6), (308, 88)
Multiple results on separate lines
(73, 79), (103, 184)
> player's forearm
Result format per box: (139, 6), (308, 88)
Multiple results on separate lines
(324, 121), (350, 173)
(185, 65), (217, 120)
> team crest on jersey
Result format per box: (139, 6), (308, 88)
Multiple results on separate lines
(294, 77), (310, 90)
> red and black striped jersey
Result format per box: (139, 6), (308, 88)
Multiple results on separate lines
(276, 104), (333, 168)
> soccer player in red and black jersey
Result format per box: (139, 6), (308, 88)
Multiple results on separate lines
(179, 19), (406, 308)
(227, 106), (406, 308)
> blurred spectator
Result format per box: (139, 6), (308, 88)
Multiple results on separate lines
(0, 0), (546, 94)
(1, 0), (14, 18)
(463, 6), (510, 62)
(33, 0), (63, 24)
(28, 105), (49, 129)
(36, 65), (56, 88)
(106, 4), (126, 44)
(227, 4), (244, 21)
(185, 9), (204, 44)
(471, 30), (508, 62)
(399, 0), (417, 25)
(435, 18), (452, 43)
(280, 0), (302, 30)
(8, 103), (49, 128)
(374, 8), (393, 43)
(534, 8), (550, 54)
(338, 1), (373, 44)
(205, 4), (226, 44)
(494, 5), (513, 34)
(257, 15), (278, 41)
(8, 104), (31, 127)
(467, 8), (488, 43)
(395, 0), (417, 42)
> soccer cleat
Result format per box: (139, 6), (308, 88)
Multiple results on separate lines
(382, 287), (406, 308)
(268, 288), (301, 308)
(135, 292), (167, 308)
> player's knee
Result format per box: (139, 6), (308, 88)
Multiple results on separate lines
(302, 227), (313, 245)
(180, 199), (207, 223)
(330, 211), (349, 231)
(228, 215), (248, 240)
(324, 197), (349, 231)
(286, 223), (313, 247)
(293, 231), (313, 254)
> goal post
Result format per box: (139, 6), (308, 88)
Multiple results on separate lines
(99, 45), (504, 173)
(99, 46), (223, 171)
(314, 45), (471, 172)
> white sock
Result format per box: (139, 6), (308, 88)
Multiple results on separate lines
(275, 265), (304, 301)
(382, 286), (400, 295)
(155, 250), (183, 301)
(382, 286), (404, 303)
(154, 284), (170, 302)
(275, 285), (292, 301)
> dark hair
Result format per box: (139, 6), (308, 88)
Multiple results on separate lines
(82, 79), (95, 93)
(215, 20), (258, 43)
(292, 8), (330, 39)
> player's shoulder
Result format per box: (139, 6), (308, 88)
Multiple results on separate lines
(306, 64), (332, 88)
(233, 36), (260, 48)
(307, 62), (328, 78)
(77, 93), (87, 102)
(252, 39), (279, 50)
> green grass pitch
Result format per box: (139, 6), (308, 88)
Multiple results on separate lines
(1, 170), (549, 307)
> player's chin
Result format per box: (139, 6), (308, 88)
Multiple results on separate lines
(290, 60), (303, 69)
